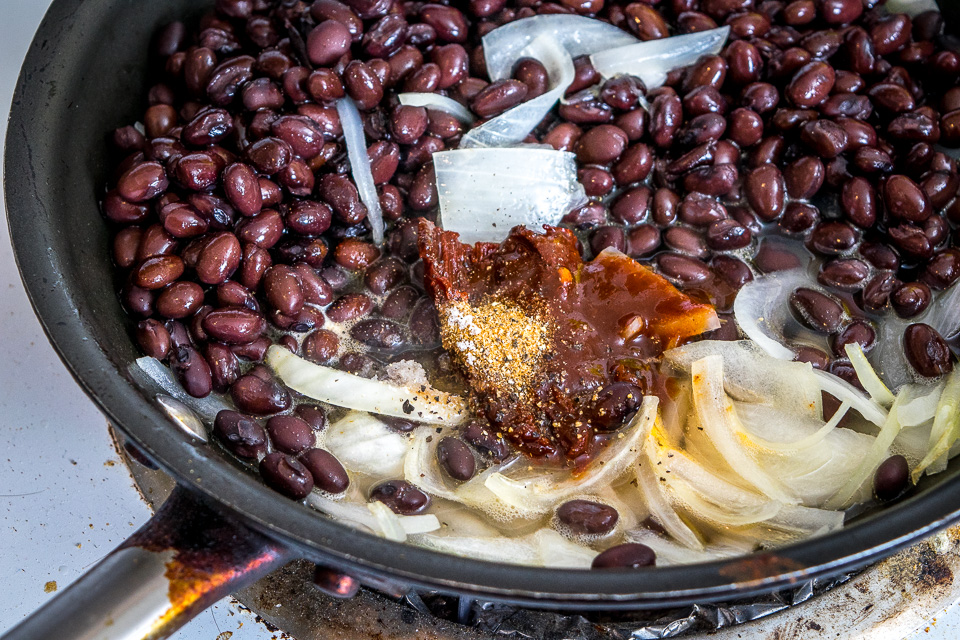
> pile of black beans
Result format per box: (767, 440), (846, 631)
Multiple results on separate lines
(104, 0), (957, 556)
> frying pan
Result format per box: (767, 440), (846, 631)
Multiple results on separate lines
(8, 1), (960, 638)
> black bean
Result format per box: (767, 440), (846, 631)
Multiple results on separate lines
(350, 318), (405, 349)
(707, 218), (751, 250)
(260, 452), (314, 499)
(300, 448), (350, 494)
(658, 254), (712, 284)
(170, 345), (213, 398)
(462, 420), (510, 461)
(436, 437), (476, 482)
(904, 323), (953, 378)
(214, 410), (267, 459)
(808, 221), (858, 256)
(891, 282), (932, 318)
(591, 543), (656, 569)
(795, 345), (831, 370)
(790, 288), (844, 333)
(231, 373), (292, 415)
(920, 249), (960, 290)
(327, 293), (373, 323)
(818, 258), (869, 290)
(557, 500), (619, 535)
(136, 319), (171, 360)
(832, 320), (876, 356)
(780, 202), (820, 235)
(303, 329), (340, 364)
(267, 415), (316, 454)
(874, 455), (909, 501)
(370, 479), (430, 514)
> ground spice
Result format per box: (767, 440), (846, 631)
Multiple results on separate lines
(439, 298), (551, 401)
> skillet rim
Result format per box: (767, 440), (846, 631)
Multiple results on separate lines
(8, 0), (960, 609)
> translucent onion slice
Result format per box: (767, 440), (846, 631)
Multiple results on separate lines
(625, 529), (746, 566)
(266, 346), (467, 424)
(590, 27), (731, 87)
(434, 147), (587, 244)
(482, 14), (638, 81)
(771, 504), (844, 534)
(367, 500), (408, 541)
(884, 0), (940, 16)
(898, 382), (945, 428)
(668, 478), (782, 527)
(635, 458), (704, 550)
(845, 343), (896, 407)
(135, 357), (231, 423)
(397, 92), (475, 124)
(336, 97), (385, 245)
(734, 403), (875, 506)
(323, 411), (409, 478)
(928, 279), (960, 340)
(825, 393), (906, 510)
(690, 356), (797, 504)
(460, 35), (575, 149)
(483, 396), (659, 514)
(735, 401), (851, 455)
(411, 529), (597, 568)
(912, 367), (960, 482)
(812, 369), (888, 427)
(731, 269), (811, 361)
(665, 340), (822, 420)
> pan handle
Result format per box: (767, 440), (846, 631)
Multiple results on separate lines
(1, 486), (295, 640)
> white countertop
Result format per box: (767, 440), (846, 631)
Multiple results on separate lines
(1, 3), (959, 639)
(0, 2), (270, 638)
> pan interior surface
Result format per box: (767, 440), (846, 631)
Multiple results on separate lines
(8, 0), (960, 608)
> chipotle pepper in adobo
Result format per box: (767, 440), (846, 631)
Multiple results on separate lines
(419, 220), (718, 461)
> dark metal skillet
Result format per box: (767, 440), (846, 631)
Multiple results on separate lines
(7, 0), (960, 638)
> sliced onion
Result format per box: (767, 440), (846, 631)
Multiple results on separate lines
(411, 529), (596, 568)
(460, 35), (575, 149)
(266, 346), (467, 424)
(397, 92), (475, 124)
(691, 356), (796, 504)
(770, 504), (844, 535)
(483, 396), (658, 514)
(734, 403), (875, 506)
(625, 529), (746, 566)
(665, 340), (821, 421)
(336, 97), (385, 245)
(731, 269), (812, 361)
(845, 343), (896, 407)
(590, 27), (730, 87)
(898, 381), (945, 428)
(824, 393), (906, 509)
(884, 0), (939, 16)
(928, 279), (960, 340)
(812, 369), (888, 427)
(668, 478), (782, 527)
(635, 457), (703, 550)
(367, 500), (408, 541)
(134, 356), (230, 423)
(434, 147), (586, 244)
(481, 14), (638, 81)
(912, 367), (960, 482)
(323, 411), (409, 478)
(735, 401), (851, 455)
